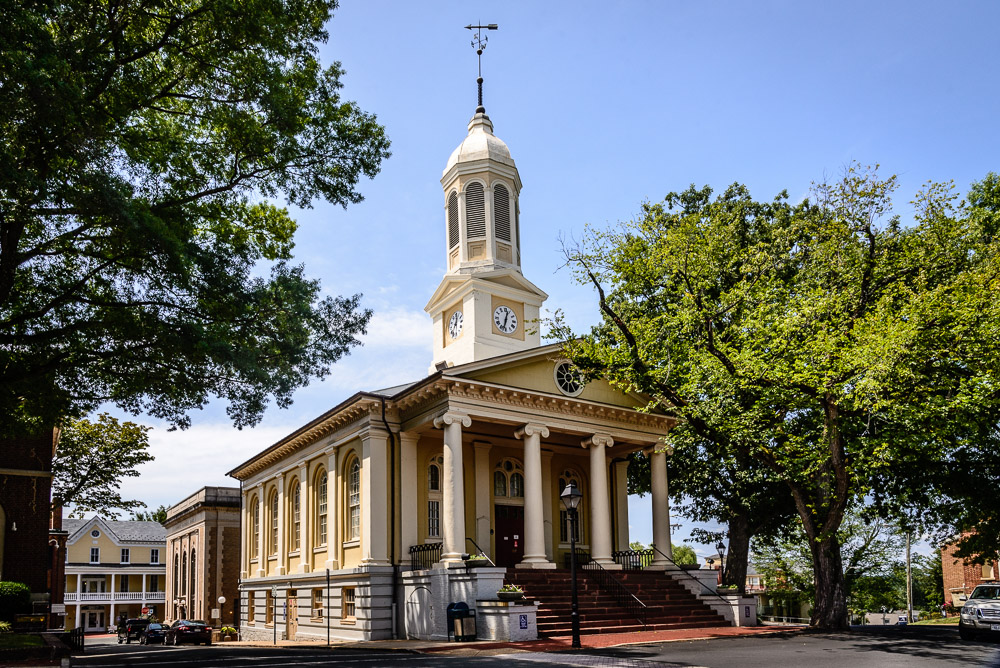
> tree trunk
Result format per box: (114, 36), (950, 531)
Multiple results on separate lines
(809, 532), (850, 630)
(725, 512), (751, 594)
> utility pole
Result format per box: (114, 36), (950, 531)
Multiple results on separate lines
(906, 533), (913, 623)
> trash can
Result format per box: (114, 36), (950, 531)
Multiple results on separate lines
(446, 602), (477, 641)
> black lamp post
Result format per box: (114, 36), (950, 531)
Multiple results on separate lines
(716, 540), (727, 585)
(560, 481), (583, 649)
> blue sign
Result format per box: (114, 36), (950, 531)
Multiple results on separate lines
(519, 614), (528, 630)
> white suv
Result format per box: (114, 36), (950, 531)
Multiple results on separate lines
(959, 583), (1000, 640)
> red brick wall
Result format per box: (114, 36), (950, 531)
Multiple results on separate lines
(0, 430), (56, 593)
(942, 535), (996, 606)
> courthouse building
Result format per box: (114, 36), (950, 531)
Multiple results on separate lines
(229, 103), (683, 642)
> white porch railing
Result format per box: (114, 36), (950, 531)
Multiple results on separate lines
(64, 592), (166, 603)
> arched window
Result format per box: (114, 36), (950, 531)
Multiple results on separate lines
(269, 490), (279, 556)
(494, 184), (510, 242)
(348, 458), (361, 540)
(181, 551), (187, 595)
(558, 470), (585, 543)
(448, 192), (459, 249)
(316, 471), (328, 546)
(173, 553), (179, 594)
(494, 458), (524, 499)
(291, 480), (301, 551)
(465, 182), (486, 239)
(190, 548), (196, 599)
(427, 455), (443, 538)
(251, 496), (260, 559)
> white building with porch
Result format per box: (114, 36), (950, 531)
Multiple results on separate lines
(229, 94), (751, 642)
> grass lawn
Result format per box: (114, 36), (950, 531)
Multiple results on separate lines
(912, 616), (960, 625)
(0, 634), (45, 649)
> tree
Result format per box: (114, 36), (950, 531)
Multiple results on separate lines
(52, 413), (154, 518)
(911, 552), (944, 610)
(0, 0), (390, 431)
(558, 165), (1000, 629)
(132, 505), (169, 525)
(672, 543), (697, 566)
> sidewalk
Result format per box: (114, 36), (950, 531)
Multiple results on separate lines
(233, 625), (805, 656)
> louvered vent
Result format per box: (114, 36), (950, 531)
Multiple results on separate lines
(494, 184), (511, 242)
(448, 192), (459, 248)
(515, 204), (521, 261)
(465, 182), (486, 239)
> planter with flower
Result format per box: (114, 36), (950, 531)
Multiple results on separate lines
(497, 583), (524, 602)
(465, 554), (490, 568)
(220, 626), (237, 641)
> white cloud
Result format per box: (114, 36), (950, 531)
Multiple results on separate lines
(361, 307), (433, 349)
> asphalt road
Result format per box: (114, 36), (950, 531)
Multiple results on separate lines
(75, 626), (1000, 668)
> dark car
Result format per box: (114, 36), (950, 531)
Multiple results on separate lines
(117, 618), (149, 644)
(165, 619), (212, 646)
(139, 623), (166, 645)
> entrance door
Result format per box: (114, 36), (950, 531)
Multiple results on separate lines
(286, 593), (298, 640)
(85, 610), (105, 632)
(494, 505), (524, 567)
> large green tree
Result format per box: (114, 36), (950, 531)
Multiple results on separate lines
(0, 0), (389, 431)
(559, 166), (1000, 629)
(52, 413), (154, 518)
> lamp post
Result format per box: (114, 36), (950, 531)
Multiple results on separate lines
(560, 482), (583, 649)
(716, 540), (727, 586)
(218, 596), (226, 626)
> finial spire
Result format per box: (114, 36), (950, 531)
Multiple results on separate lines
(465, 23), (498, 114)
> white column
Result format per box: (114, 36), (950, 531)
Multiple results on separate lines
(649, 445), (676, 569)
(434, 411), (471, 563)
(473, 441), (493, 558)
(324, 451), (339, 570)
(541, 451), (554, 561)
(614, 459), (630, 552)
(584, 434), (616, 568)
(298, 463), (311, 573)
(74, 576), (81, 628)
(240, 491), (249, 579)
(515, 424), (554, 569)
(256, 484), (266, 577)
(361, 427), (390, 565)
(399, 432), (420, 556)
(275, 476), (286, 575)
(142, 573), (146, 606)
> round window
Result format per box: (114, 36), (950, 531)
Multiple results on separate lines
(554, 361), (585, 397)
(91, 530), (100, 538)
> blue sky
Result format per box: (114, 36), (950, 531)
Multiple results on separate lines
(107, 1), (1000, 560)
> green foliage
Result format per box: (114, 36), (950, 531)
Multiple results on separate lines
(911, 552), (944, 610)
(0, 583), (31, 622)
(672, 544), (698, 566)
(0, 621), (10, 633)
(0, 0), (389, 431)
(132, 505), (169, 525)
(53, 414), (154, 517)
(557, 165), (1000, 628)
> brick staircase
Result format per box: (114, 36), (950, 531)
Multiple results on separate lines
(505, 568), (728, 637)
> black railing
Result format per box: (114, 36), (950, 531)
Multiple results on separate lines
(408, 543), (442, 570)
(580, 556), (648, 626)
(61, 626), (84, 652)
(648, 543), (734, 606)
(562, 547), (593, 569)
(612, 548), (655, 570)
(465, 537), (496, 566)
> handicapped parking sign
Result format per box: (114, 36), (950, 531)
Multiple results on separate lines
(519, 614), (527, 630)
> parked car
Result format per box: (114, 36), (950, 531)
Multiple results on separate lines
(165, 619), (212, 646)
(139, 623), (166, 645)
(960, 583), (1000, 640)
(117, 618), (149, 644)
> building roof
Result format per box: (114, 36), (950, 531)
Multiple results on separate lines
(65, 517), (166, 544)
(443, 112), (515, 174)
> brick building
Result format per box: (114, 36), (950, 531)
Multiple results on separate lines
(942, 534), (996, 607)
(164, 487), (240, 626)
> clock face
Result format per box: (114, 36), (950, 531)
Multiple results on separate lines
(448, 310), (463, 339)
(493, 305), (518, 334)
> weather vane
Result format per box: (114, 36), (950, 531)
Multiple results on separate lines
(465, 23), (498, 113)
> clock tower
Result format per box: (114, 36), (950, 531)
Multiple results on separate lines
(425, 108), (547, 371)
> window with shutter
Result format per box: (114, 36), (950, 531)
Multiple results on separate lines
(465, 182), (486, 238)
(448, 192), (459, 248)
(494, 184), (510, 242)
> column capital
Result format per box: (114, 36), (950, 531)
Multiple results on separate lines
(399, 431), (420, 447)
(582, 433), (614, 449)
(514, 423), (549, 440)
(473, 440), (493, 453)
(434, 411), (471, 429)
(643, 442), (674, 456)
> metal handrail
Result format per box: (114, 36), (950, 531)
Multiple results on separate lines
(408, 543), (442, 570)
(465, 537), (496, 566)
(575, 549), (648, 626)
(612, 548), (654, 570)
(648, 543), (734, 606)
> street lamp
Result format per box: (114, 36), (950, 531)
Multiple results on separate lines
(218, 596), (226, 625)
(560, 481), (583, 649)
(716, 540), (727, 586)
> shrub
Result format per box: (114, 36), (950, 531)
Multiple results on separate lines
(0, 621), (11, 633)
(0, 583), (30, 622)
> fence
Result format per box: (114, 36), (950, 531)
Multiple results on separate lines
(408, 543), (442, 570)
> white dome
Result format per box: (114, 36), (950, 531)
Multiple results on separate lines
(443, 113), (515, 175)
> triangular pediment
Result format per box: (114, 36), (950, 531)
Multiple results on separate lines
(425, 268), (548, 313)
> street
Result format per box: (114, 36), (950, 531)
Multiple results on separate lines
(74, 627), (1000, 668)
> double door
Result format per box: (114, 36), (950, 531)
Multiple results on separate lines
(494, 505), (524, 567)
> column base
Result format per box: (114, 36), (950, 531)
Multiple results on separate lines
(647, 560), (680, 571)
(296, 564), (311, 574)
(593, 559), (622, 570)
(256, 569), (266, 577)
(515, 559), (557, 570)
(323, 559), (340, 571)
